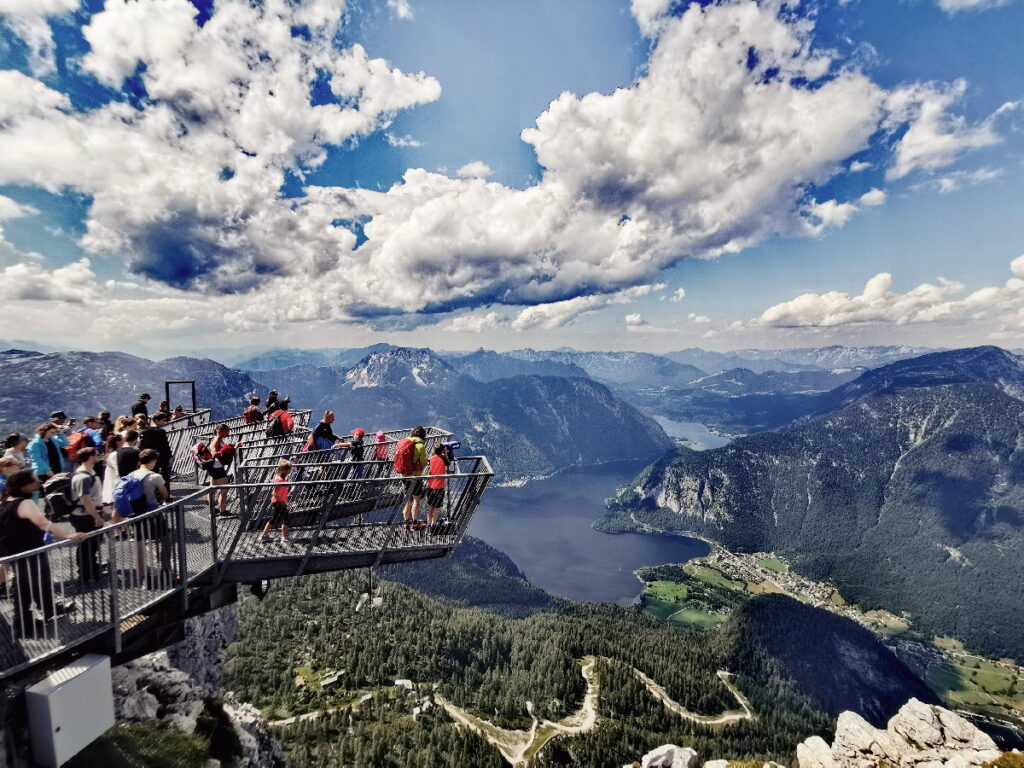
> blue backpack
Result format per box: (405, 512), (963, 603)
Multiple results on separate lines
(113, 474), (149, 519)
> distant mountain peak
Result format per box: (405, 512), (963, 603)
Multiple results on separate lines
(345, 347), (458, 389)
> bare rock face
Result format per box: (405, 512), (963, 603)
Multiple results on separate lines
(641, 745), (700, 768)
(703, 760), (731, 768)
(112, 605), (285, 767)
(801, 698), (1000, 768)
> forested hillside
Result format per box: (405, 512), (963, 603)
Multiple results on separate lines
(613, 382), (1024, 661)
(223, 538), (943, 766)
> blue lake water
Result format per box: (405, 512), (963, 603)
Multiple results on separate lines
(652, 416), (732, 450)
(469, 461), (709, 605)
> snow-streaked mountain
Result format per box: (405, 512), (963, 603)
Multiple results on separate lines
(444, 349), (590, 382)
(233, 344), (398, 371)
(0, 351), (263, 432)
(505, 349), (704, 389)
(734, 345), (938, 371)
(253, 348), (673, 480)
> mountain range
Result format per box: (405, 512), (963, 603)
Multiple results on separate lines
(250, 348), (673, 481)
(0, 350), (263, 433)
(612, 347), (1024, 661)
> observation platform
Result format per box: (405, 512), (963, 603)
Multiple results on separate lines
(0, 417), (492, 682)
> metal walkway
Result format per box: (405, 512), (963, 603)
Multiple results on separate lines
(0, 425), (492, 682)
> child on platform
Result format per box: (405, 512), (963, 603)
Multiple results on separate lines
(425, 443), (448, 531)
(261, 460), (292, 544)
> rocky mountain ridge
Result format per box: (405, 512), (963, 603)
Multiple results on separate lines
(637, 699), (1007, 768)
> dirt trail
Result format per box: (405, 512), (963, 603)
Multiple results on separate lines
(437, 657), (753, 766)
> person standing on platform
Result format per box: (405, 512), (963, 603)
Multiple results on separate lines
(131, 393), (151, 417)
(139, 413), (173, 493)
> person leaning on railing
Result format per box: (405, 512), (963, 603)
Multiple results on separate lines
(0, 470), (86, 639)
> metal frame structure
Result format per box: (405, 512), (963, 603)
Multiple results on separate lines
(0, 426), (492, 684)
(163, 380), (197, 413)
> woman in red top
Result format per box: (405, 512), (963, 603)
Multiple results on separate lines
(425, 444), (448, 529)
(260, 460), (292, 544)
(208, 423), (239, 517)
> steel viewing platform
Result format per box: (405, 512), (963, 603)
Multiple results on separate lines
(0, 414), (493, 683)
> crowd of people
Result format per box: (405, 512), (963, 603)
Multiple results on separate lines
(0, 389), (456, 637)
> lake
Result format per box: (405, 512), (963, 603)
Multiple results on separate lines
(651, 416), (732, 450)
(469, 461), (709, 605)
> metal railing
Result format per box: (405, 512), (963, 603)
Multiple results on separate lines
(163, 409), (212, 432)
(0, 434), (492, 680)
(167, 410), (313, 478)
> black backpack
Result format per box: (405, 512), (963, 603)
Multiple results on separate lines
(265, 413), (284, 438)
(42, 470), (91, 521)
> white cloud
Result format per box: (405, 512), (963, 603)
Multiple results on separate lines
(0, 0), (78, 75)
(670, 288), (687, 302)
(0, 0), (440, 310)
(848, 160), (872, 172)
(858, 188), (887, 206)
(885, 81), (1016, 180)
(688, 313), (712, 325)
(0, 0), (1010, 341)
(446, 311), (505, 333)
(387, 0), (414, 20)
(386, 133), (424, 148)
(455, 161), (493, 179)
(935, 0), (1019, 12)
(929, 166), (1003, 193)
(752, 257), (1024, 332)
(625, 312), (647, 326)
(0, 195), (36, 221)
(510, 284), (663, 330)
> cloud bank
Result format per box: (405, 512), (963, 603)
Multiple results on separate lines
(0, 0), (1012, 340)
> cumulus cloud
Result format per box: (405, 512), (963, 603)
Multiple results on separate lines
(455, 161), (493, 179)
(669, 287), (687, 302)
(0, 0), (78, 75)
(848, 160), (872, 172)
(625, 312), (647, 327)
(922, 166), (1003, 193)
(688, 313), (712, 324)
(446, 311), (505, 333)
(0, 0), (1011, 339)
(509, 284), (664, 330)
(885, 82), (1017, 180)
(858, 188), (887, 206)
(754, 257), (1024, 332)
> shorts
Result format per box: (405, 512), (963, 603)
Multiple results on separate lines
(424, 487), (445, 508)
(402, 477), (424, 497)
(207, 466), (228, 481)
(268, 501), (289, 527)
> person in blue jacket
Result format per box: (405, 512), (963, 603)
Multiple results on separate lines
(26, 422), (69, 479)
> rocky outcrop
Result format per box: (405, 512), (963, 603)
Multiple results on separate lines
(641, 744), (699, 768)
(636, 700), (1006, 768)
(112, 605), (285, 768)
(802, 698), (1002, 768)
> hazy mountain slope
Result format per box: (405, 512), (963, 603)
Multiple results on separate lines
(253, 348), (673, 480)
(506, 349), (705, 389)
(616, 382), (1024, 660)
(0, 351), (261, 432)
(665, 348), (814, 374)
(445, 349), (590, 381)
(735, 345), (938, 370)
(233, 344), (398, 371)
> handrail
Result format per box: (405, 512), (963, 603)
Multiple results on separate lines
(0, 446), (493, 680)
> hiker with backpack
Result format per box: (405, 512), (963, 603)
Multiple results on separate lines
(27, 422), (68, 480)
(200, 424), (238, 517)
(69, 447), (105, 582)
(3, 433), (31, 470)
(114, 449), (171, 586)
(309, 411), (342, 451)
(139, 412), (173, 491)
(425, 443), (449, 531)
(243, 397), (264, 424)
(1, 470), (87, 639)
(259, 460), (292, 544)
(265, 400), (295, 438)
(394, 426), (428, 530)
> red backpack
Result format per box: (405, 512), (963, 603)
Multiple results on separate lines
(393, 438), (422, 475)
(64, 431), (90, 463)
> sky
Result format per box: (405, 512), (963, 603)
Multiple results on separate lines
(0, 0), (1022, 357)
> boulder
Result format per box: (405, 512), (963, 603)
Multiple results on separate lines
(704, 760), (730, 768)
(798, 736), (835, 768)
(641, 745), (700, 768)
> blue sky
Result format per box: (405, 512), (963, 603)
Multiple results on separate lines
(0, 0), (1021, 355)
